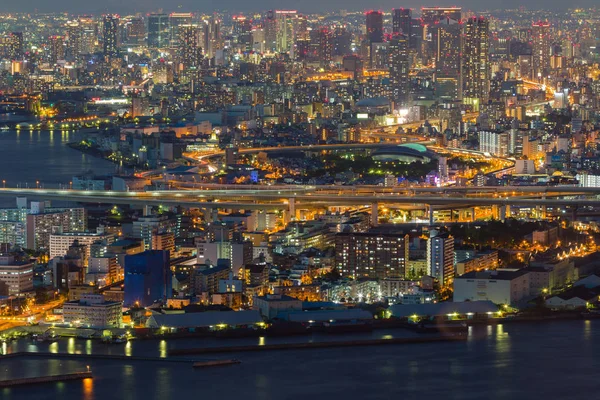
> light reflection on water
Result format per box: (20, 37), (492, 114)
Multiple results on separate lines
(0, 321), (598, 399)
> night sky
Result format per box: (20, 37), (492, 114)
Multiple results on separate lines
(5, 0), (597, 14)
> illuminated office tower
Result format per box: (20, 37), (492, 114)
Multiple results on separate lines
(421, 7), (462, 25)
(434, 17), (462, 100)
(274, 10), (297, 53)
(294, 14), (309, 41)
(366, 10), (384, 68)
(79, 16), (98, 54)
(388, 33), (410, 107)
(49, 36), (66, 63)
(0, 32), (23, 60)
(392, 8), (411, 35)
(102, 15), (119, 57)
(178, 25), (202, 82)
(332, 26), (351, 56)
(427, 232), (454, 286)
(365, 10), (383, 44)
(317, 27), (332, 67)
(169, 12), (193, 47)
(421, 7), (461, 62)
(148, 13), (170, 48)
(531, 21), (551, 82)
(264, 11), (277, 52)
(124, 17), (146, 45)
(66, 21), (83, 61)
(462, 16), (490, 108)
(201, 17), (221, 59)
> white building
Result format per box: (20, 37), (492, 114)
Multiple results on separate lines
(63, 294), (122, 328)
(49, 228), (114, 265)
(577, 173), (600, 188)
(453, 269), (530, 305)
(427, 232), (454, 286)
(515, 159), (535, 175)
(0, 255), (34, 296)
(479, 130), (509, 157)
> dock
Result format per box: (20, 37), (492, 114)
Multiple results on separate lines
(0, 371), (92, 388)
(170, 334), (467, 356)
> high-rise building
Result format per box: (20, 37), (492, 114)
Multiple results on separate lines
(388, 33), (410, 108)
(79, 16), (98, 54)
(421, 7), (462, 26)
(0, 32), (24, 60)
(124, 250), (172, 307)
(335, 232), (409, 280)
(102, 15), (119, 57)
(434, 18), (462, 100)
(317, 27), (332, 67)
(422, 7), (461, 62)
(274, 10), (297, 53)
(178, 24), (202, 82)
(365, 10), (383, 44)
(479, 130), (510, 157)
(49, 35), (66, 64)
(49, 228), (115, 267)
(332, 26), (351, 56)
(148, 13), (170, 48)
(531, 21), (551, 82)
(264, 11), (277, 52)
(66, 21), (83, 61)
(169, 12), (194, 46)
(201, 17), (221, 59)
(124, 17), (145, 45)
(462, 16), (490, 108)
(427, 232), (454, 286)
(392, 8), (412, 35)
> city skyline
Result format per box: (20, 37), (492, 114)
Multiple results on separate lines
(4, 1), (599, 14)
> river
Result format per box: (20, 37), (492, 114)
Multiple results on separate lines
(0, 126), (116, 207)
(0, 320), (598, 400)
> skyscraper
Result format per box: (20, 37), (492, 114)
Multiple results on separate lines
(201, 17), (221, 59)
(427, 232), (454, 286)
(102, 15), (119, 57)
(274, 10), (297, 53)
(463, 16), (490, 107)
(79, 16), (98, 55)
(148, 13), (170, 48)
(531, 21), (551, 82)
(124, 17), (145, 45)
(388, 33), (410, 108)
(169, 12), (193, 47)
(179, 24), (202, 83)
(392, 8), (411, 35)
(434, 18), (462, 100)
(365, 10), (383, 44)
(317, 27), (332, 67)
(422, 7), (461, 62)
(66, 21), (83, 61)
(49, 36), (66, 64)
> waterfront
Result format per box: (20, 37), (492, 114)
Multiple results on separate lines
(0, 128), (115, 206)
(1, 321), (599, 399)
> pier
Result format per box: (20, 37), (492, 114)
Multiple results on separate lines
(170, 334), (467, 356)
(0, 371), (92, 388)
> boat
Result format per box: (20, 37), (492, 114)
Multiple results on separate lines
(0, 125), (9, 131)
